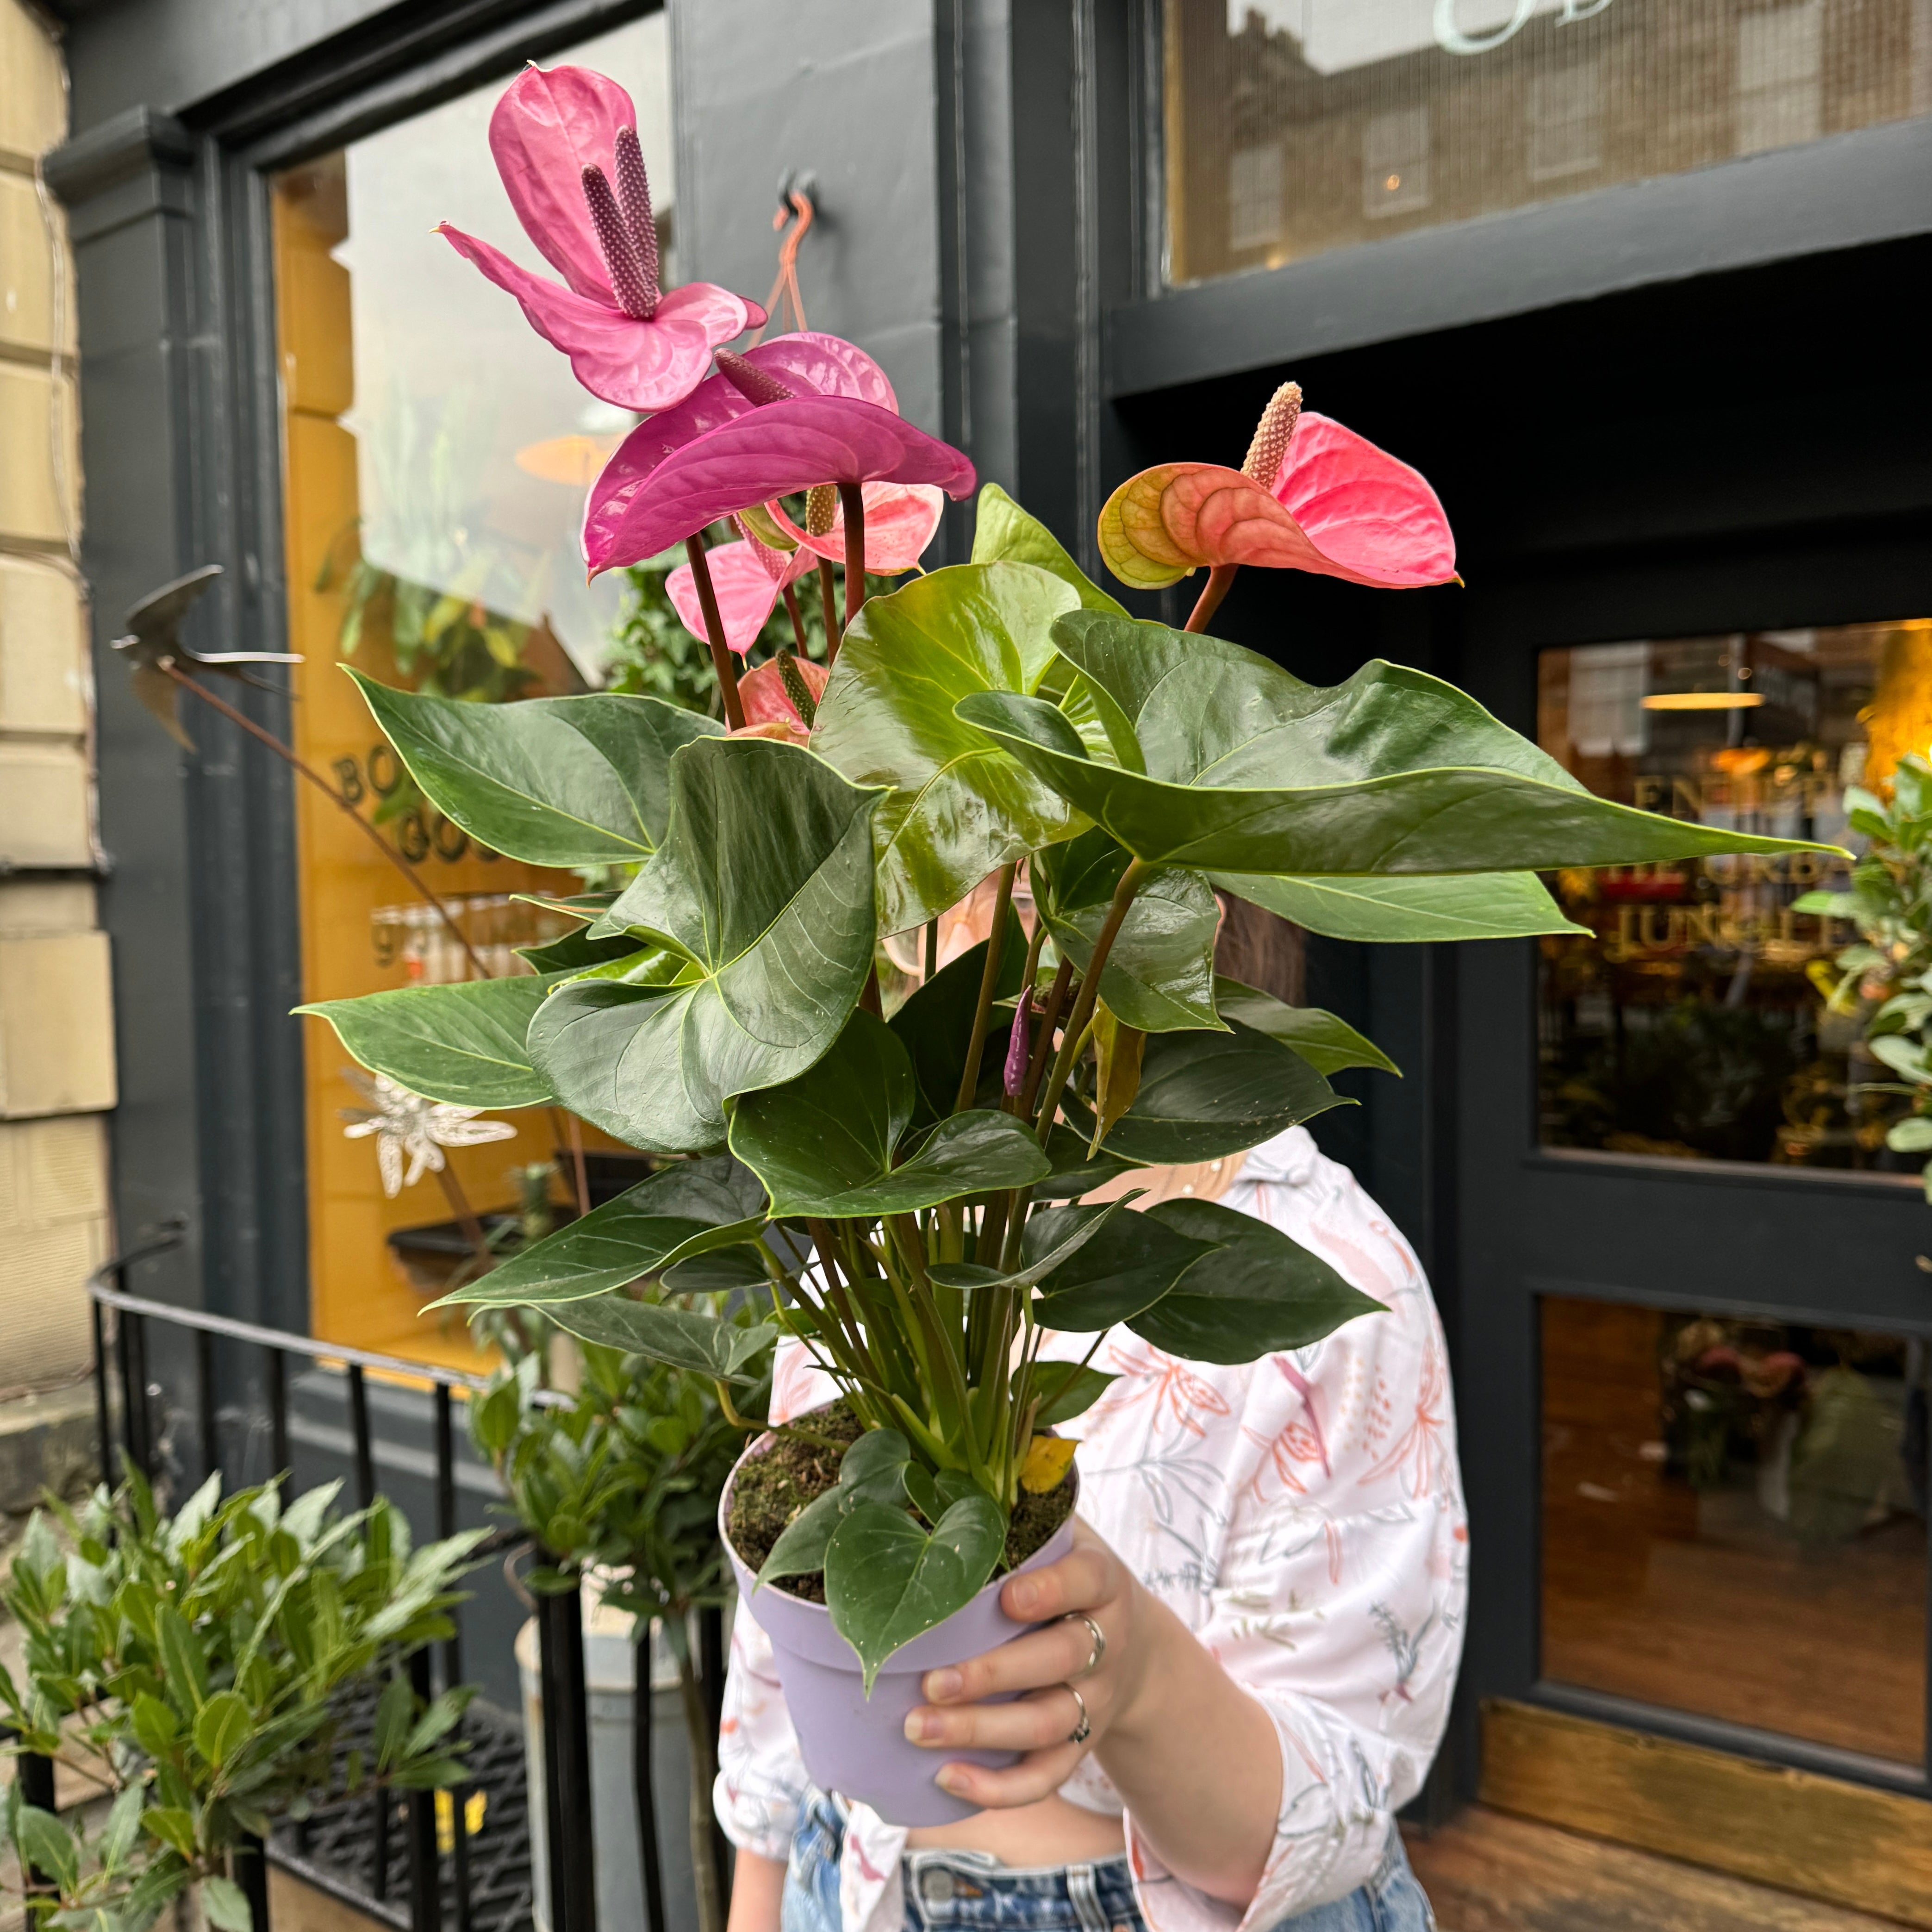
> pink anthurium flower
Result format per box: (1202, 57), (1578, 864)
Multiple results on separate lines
(767, 480), (946, 575)
(733, 654), (831, 746)
(666, 529), (816, 656)
(582, 336), (974, 574)
(1097, 383), (1456, 631)
(438, 64), (760, 411)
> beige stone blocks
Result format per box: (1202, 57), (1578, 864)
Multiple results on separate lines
(0, 931), (115, 1117)
(0, 0), (66, 165)
(0, 171), (73, 360)
(0, 1115), (109, 1392)
(0, 361), (80, 546)
(0, 553), (94, 866)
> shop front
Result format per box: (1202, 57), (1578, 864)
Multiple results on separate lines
(44, 0), (1932, 1912)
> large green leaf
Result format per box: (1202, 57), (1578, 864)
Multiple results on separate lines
(729, 1010), (1049, 1217)
(430, 1157), (768, 1309)
(888, 906), (1029, 1121)
(544, 1296), (777, 1384)
(349, 670), (723, 866)
(1212, 978), (1399, 1077)
(1028, 1201), (1220, 1331)
(1035, 829), (1222, 1033)
(970, 484), (1127, 617)
(296, 975), (558, 1109)
(530, 738), (883, 1153)
(755, 1431), (912, 1586)
(928, 1194), (1133, 1292)
(810, 562), (1087, 932)
(1035, 1124), (1136, 1199)
(1130, 1199), (1384, 1363)
(1058, 1018), (1341, 1164)
(1214, 869), (1581, 941)
(825, 1492), (1008, 1692)
(952, 615), (1834, 876)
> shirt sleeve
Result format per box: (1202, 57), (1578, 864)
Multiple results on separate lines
(1124, 1166), (1468, 1931)
(713, 1598), (811, 1862)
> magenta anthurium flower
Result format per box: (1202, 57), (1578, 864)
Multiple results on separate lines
(767, 481), (946, 575)
(666, 531), (816, 656)
(581, 333), (975, 575)
(734, 654), (831, 746)
(438, 64), (760, 412)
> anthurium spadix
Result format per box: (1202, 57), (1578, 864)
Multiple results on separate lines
(439, 64), (758, 411)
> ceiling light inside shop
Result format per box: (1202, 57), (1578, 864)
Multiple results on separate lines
(1639, 692), (1766, 711)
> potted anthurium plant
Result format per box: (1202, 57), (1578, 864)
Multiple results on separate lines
(299, 62), (1838, 1826)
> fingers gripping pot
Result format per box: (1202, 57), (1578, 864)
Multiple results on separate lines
(720, 1438), (1078, 1827)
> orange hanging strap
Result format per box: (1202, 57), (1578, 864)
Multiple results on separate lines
(749, 179), (816, 345)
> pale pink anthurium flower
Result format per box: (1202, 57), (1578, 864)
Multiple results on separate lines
(765, 480), (947, 575)
(438, 64), (761, 411)
(731, 654), (832, 747)
(666, 525), (817, 656)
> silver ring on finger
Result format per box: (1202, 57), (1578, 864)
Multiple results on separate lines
(1065, 1612), (1106, 1678)
(1064, 1683), (1092, 1746)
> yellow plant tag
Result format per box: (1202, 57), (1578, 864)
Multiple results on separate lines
(1019, 1435), (1076, 1494)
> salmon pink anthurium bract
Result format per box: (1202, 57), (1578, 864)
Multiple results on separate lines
(666, 534), (816, 657)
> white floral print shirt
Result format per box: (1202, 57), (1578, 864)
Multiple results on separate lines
(714, 1127), (1467, 1932)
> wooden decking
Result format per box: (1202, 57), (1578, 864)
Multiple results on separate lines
(1403, 1807), (1914, 1932)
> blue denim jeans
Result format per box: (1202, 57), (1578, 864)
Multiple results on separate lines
(779, 1792), (1437, 1932)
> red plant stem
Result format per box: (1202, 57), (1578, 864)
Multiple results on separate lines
(1184, 563), (1239, 634)
(684, 537), (746, 729)
(549, 1107), (592, 1219)
(158, 661), (491, 981)
(781, 582), (810, 656)
(838, 482), (866, 628)
(433, 1159), (492, 1269)
(954, 863), (1017, 1112)
(817, 557), (841, 663)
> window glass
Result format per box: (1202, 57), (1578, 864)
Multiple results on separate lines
(1538, 621), (1932, 1169)
(272, 17), (673, 1365)
(1162, 1), (1932, 287)
(1543, 1296), (1927, 1768)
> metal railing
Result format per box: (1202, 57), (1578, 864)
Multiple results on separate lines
(53, 1234), (732, 1932)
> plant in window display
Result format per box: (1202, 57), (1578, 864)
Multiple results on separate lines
(299, 60), (1845, 1822)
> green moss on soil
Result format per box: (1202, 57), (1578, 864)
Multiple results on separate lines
(725, 1400), (1077, 1604)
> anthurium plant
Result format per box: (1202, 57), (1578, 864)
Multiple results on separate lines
(302, 61), (1836, 1692)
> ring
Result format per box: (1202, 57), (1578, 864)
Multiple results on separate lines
(1066, 1613), (1107, 1678)
(1064, 1683), (1092, 1745)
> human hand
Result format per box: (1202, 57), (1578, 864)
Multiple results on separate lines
(902, 1518), (1149, 1808)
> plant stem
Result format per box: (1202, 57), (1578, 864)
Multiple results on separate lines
(1032, 859), (1147, 1147)
(954, 864), (1017, 1111)
(838, 482), (867, 629)
(1185, 563), (1239, 634)
(924, 918), (939, 983)
(684, 537), (746, 729)
(672, 1642), (726, 1932)
(548, 1108), (592, 1219)
(1019, 958), (1074, 1116)
(1003, 918), (1050, 1108)
(818, 557), (841, 663)
(432, 1160), (493, 1272)
(781, 581), (810, 655)
(158, 662), (492, 981)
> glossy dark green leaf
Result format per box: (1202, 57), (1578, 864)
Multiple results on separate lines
(1058, 1017), (1342, 1164)
(754, 1429), (913, 1586)
(810, 562), (1086, 932)
(826, 1492), (1007, 1692)
(1035, 1124), (1137, 1200)
(1213, 868), (1581, 942)
(349, 669), (724, 865)
(1035, 829), (1222, 1033)
(1212, 978), (1399, 1077)
(954, 615), (1833, 876)
(661, 1246), (769, 1294)
(1131, 1199), (1385, 1363)
(1030, 1364), (1118, 1427)
(754, 1488), (846, 1586)
(903, 1466), (980, 1526)
(729, 1010), (1050, 1216)
(530, 738), (883, 1152)
(544, 1295), (777, 1384)
(970, 483), (1127, 617)
(296, 974), (559, 1109)
(431, 1157), (768, 1309)
(888, 906), (1030, 1121)
(929, 1194), (1132, 1293)
(517, 925), (659, 974)
(1028, 1201), (1220, 1331)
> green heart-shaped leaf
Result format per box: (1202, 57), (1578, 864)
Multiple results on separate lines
(1028, 1201), (1219, 1331)
(1212, 979), (1399, 1077)
(530, 738), (884, 1153)
(1213, 869), (1580, 941)
(431, 1157), (768, 1309)
(826, 1492), (1008, 1693)
(1058, 1018), (1341, 1164)
(1133, 1199), (1385, 1363)
(1035, 1124), (1137, 1200)
(929, 1194), (1134, 1293)
(1035, 830), (1223, 1033)
(545, 1296), (777, 1383)
(1029, 1363), (1117, 1427)
(516, 924), (651, 973)
(296, 974), (560, 1109)
(349, 669), (724, 866)
(729, 1010), (1050, 1216)
(970, 484), (1126, 617)
(753, 1430), (915, 1587)
(952, 614), (1835, 876)
(810, 562), (1086, 932)
(888, 906), (1030, 1122)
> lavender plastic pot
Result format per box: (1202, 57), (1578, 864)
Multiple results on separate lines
(720, 1438), (1077, 1827)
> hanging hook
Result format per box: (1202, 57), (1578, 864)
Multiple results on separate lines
(749, 171), (818, 344)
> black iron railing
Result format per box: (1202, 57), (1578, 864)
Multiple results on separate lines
(53, 1237), (732, 1932)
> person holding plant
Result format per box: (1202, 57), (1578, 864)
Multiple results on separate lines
(716, 1124), (1457, 1932)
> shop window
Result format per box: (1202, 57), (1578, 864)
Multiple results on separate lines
(270, 15), (676, 1367)
(1537, 621), (1932, 1171)
(1542, 1295), (1927, 1768)
(1162, 0), (1932, 286)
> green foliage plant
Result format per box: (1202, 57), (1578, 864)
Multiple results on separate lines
(0, 1469), (482, 1932)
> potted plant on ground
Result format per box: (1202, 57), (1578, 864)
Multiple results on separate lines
(299, 59), (1839, 1826)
